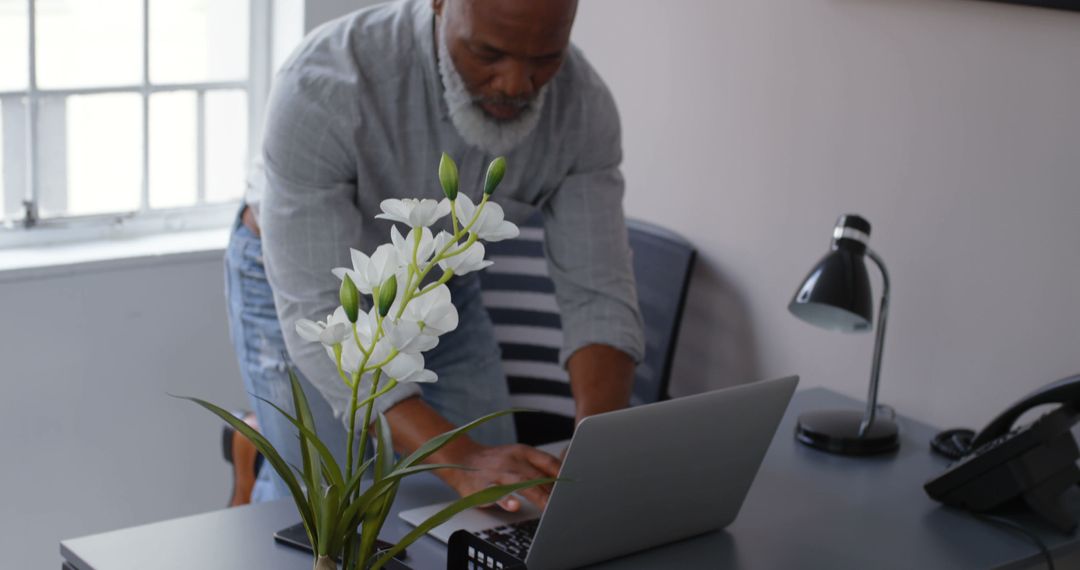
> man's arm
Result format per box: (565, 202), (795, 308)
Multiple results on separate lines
(542, 73), (645, 424)
(567, 344), (635, 425)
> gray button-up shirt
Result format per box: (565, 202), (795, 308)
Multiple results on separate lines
(258, 0), (644, 423)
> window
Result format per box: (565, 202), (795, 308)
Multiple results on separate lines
(0, 0), (273, 246)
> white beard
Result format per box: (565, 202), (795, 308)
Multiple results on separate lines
(437, 22), (547, 156)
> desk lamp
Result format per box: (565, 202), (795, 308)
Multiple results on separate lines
(788, 214), (899, 455)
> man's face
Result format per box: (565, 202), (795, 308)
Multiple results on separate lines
(435, 0), (577, 122)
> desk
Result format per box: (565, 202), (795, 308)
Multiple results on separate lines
(61, 388), (1080, 569)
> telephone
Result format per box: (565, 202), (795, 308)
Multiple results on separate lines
(924, 373), (1080, 533)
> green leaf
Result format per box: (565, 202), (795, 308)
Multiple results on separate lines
(483, 156), (507, 195)
(317, 484), (341, 556)
(374, 412), (394, 481)
(395, 408), (523, 471)
(346, 456), (376, 500)
(288, 367), (321, 499)
(358, 492), (388, 569)
(366, 483), (400, 568)
(174, 395), (316, 535)
(370, 478), (555, 569)
(254, 394), (346, 490)
(438, 152), (459, 200)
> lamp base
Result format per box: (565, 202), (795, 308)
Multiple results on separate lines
(796, 409), (899, 455)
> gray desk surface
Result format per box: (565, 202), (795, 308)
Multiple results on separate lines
(61, 388), (1080, 569)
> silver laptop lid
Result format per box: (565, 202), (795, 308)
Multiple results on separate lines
(526, 375), (799, 569)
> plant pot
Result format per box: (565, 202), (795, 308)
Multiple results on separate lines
(312, 555), (412, 570)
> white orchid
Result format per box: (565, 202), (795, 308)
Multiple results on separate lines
(448, 194), (519, 242)
(333, 244), (402, 294)
(295, 316), (350, 347)
(390, 225), (436, 267)
(402, 284), (459, 336)
(439, 240), (493, 276)
(383, 318), (440, 354)
(375, 198), (450, 228)
(352, 337), (437, 384)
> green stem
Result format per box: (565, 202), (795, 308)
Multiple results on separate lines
(372, 285), (383, 331)
(344, 347), (374, 486)
(450, 198), (460, 235)
(354, 369), (383, 496)
(334, 345), (352, 387)
(365, 348), (400, 372)
(352, 322), (370, 357)
(416, 269), (454, 297)
(445, 231), (479, 258)
(355, 379), (398, 409)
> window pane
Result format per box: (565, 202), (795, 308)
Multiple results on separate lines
(205, 90), (246, 203)
(149, 92), (197, 209)
(0, 0), (29, 92)
(0, 97), (24, 221)
(0, 100), (4, 219)
(36, 0), (142, 90)
(150, 0), (249, 85)
(40, 93), (142, 218)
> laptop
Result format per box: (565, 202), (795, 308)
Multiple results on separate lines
(399, 375), (799, 569)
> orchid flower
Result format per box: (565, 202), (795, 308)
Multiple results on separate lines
(448, 194), (519, 242)
(402, 283), (459, 336)
(439, 240), (493, 276)
(390, 225), (436, 267)
(295, 317), (350, 347)
(375, 198), (450, 228)
(383, 318), (439, 354)
(332, 244), (401, 294)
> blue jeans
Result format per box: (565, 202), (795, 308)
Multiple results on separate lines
(224, 210), (516, 502)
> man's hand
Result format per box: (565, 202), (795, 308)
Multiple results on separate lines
(438, 440), (562, 512)
(383, 397), (561, 512)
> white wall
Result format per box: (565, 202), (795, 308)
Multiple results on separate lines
(572, 0), (1080, 429)
(0, 255), (247, 568)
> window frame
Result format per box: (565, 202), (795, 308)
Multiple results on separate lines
(0, 0), (273, 248)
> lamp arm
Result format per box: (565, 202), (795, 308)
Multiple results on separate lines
(859, 248), (891, 437)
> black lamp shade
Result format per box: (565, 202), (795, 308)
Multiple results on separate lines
(787, 214), (899, 457)
(788, 249), (874, 333)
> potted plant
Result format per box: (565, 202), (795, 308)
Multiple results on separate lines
(182, 154), (552, 569)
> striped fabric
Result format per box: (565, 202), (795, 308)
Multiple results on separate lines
(480, 215), (697, 445)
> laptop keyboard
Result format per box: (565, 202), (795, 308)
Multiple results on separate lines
(476, 518), (540, 560)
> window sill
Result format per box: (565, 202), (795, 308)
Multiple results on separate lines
(0, 227), (231, 284)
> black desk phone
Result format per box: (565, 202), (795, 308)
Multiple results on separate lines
(925, 373), (1080, 533)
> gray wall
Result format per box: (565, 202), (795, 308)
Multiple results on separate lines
(0, 254), (247, 568)
(571, 0), (1080, 429)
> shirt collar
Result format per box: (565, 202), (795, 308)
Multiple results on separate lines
(411, 0), (449, 121)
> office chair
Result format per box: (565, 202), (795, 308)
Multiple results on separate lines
(479, 213), (697, 445)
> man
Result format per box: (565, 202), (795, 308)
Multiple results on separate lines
(225, 0), (643, 512)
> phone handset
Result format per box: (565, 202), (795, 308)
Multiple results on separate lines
(970, 373), (1080, 450)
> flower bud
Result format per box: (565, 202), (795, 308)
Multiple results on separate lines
(438, 153), (459, 200)
(377, 274), (397, 317)
(340, 274), (359, 323)
(484, 156), (506, 195)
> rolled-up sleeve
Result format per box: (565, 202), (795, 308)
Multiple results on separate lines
(260, 70), (421, 426)
(542, 83), (645, 367)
